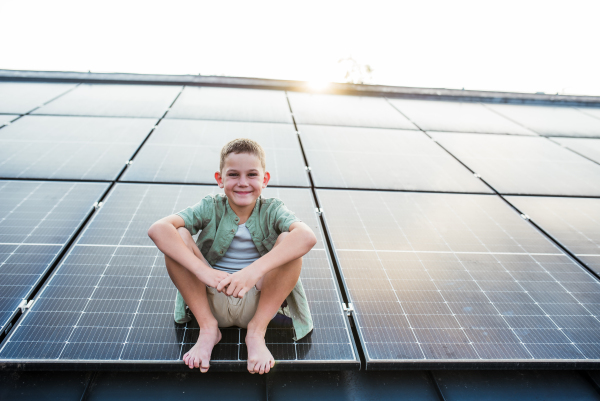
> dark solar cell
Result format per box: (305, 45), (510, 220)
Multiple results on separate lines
(487, 104), (600, 138)
(32, 84), (181, 118)
(0, 180), (108, 333)
(432, 132), (600, 196)
(121, 119), (309, 187)
(0, 116), (155, 180)
(318, 189), (600, 367)
(287, 92), (416, 129)
(506, 196), (600, 275)
(388, 99), (535, 135)
(0, 82), (76, 114)
(300, 124), (491, 193)
(552, 137), (600, 165)
(0, 115), (18, 126)
(0, 184), (356, 368)
(166, 87), (293, 123)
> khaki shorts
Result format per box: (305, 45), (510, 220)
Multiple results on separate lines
(206, 286), (260, 328)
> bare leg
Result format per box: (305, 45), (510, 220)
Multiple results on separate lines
(246, 232), (302, 374)
(165, 227), (221, 373)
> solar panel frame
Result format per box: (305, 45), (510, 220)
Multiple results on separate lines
(299, 124), (492, 193)
(166, 86), (294, 124)
(487, 104), (600, 138)
(0, 180), (109, 334)
(0, 115), (157, 181)
(32, 84), (182, 118)
(0, 82), (76, 114)
(287, 92), (417, 130)
(506, 196), (600, 277)
(120, 119), (309, 187)
(551, 137), (600, 165)
(0, 115), (19, 127)
(387, 99), (536, 136)
(431, 132), (600, 196)
(579, 108), (600, 121)
(0, 184), (358, 370)
(316, 189), (600, 369)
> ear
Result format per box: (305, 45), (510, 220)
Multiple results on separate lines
(262, 171), (271, 188)
(215, 171), (224, 188)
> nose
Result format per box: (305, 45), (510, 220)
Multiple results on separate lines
(238, 175), (248, 186)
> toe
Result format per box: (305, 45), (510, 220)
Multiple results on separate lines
(259, 362), (266, 375)
(247, 361), (257, 374)
(194, 357), (200, 369)
(200, 359), (210, 373)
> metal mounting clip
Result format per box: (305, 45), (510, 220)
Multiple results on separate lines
(125, 160), (134, 165)
(18, 299), (34, 313)
(520, 214), (530, 220)
(473, 173), (481, 178)
(315, 208), (323, 216)
(305, 166), (312, 172)
(342, 303), (354, 316)
(93, 202), (104, 210)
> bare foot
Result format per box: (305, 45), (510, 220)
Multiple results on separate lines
(246, 331), (275, 374)
(183, 326), (222, 372)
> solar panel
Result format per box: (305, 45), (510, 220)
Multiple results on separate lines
(487, 104), (600, 138)
(299, 125), (492, 193)
(0, 184), (357, 369)
(166, 87), (293, 124)
(287, 92), (417, 130)
(318, 189), (600, 367)
(0, 115), (18, 126)
(32, 84), (181, 118)
(387, 99), (535, 135)
(0, 180), (108, 334)
(506, 196), (600, 276)
(0, 116), (156, 180)
(552, 137), (600, 165)
(431, 132), (600, 196)
(0, 82), (76, 114)
(121, 119), (309, 187)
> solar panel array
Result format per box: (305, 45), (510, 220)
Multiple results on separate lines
(0, 180), (108, 333)
(2, 79), (600, 370)
(0, 116), (156, 180)
(507, 196), (600, 276)
(318, 190), (600, 367)
(121, 119), (309, 187)
(432, 132), (600, 196)
(0, 184), (356, 366)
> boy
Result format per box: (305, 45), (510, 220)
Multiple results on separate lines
(148, 139), (316, 374)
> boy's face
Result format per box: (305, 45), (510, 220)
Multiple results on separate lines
(215, 152), (270, 209)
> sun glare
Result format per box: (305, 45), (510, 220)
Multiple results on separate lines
(306, 81), (330, 92)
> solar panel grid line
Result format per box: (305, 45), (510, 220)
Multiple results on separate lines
(0, 184), (358, 368)
(317, 189), (600, 366)
(0, 82), (79, 115)
(0, 181), (108, 334)
(548, 137), (600, 168)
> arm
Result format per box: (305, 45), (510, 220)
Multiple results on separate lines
(217, 221), (317, 298)
(148, 215), (229, 288)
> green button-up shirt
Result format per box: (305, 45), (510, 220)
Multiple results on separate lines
(174, 193), (313, 341)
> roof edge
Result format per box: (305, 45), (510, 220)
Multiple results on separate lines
(1, 69), (600, 107)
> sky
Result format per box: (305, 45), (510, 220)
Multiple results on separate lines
(1, 0), (599, 96)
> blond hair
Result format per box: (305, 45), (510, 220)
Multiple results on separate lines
(220, 138), (266, 172)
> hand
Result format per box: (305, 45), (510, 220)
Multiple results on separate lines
(196, 266), (230, 288)
(217, 266), (261, 298)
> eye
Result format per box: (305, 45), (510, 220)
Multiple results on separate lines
(249, 173), (258, 177)
(228, 173), (239, 177)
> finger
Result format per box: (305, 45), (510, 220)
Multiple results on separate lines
(217, 276), (231, 292)
(233, 286), (241, 298)
(237, 287), (247, 299)
(226, 282), (236, 296)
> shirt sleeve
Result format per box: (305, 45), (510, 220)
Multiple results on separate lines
(272, 200), (302, 234)
(175, 195), (212, 235)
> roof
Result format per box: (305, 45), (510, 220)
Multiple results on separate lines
(1, 70), (600, 399)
